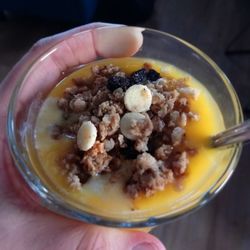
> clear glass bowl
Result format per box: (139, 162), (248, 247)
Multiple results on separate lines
(7, 27), (243, 228)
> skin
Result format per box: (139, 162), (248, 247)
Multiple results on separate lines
(0, 23), (166, 250)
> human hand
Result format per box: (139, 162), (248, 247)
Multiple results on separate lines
(0, 23), (166, 250)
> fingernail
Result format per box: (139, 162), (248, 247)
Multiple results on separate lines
(133, 242), (159, 250)
(95, 23), (125, 29)
(93, 26), (144, 58)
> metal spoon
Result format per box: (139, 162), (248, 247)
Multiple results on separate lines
(211, 120), (250, 147)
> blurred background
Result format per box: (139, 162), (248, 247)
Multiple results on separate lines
(0, 0), (249, 249)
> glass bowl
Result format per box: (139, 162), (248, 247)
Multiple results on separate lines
(7, 27), (243, 228)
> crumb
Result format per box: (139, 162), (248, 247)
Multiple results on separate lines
(178, 87), (200, 100)
(104, 138), (115, 152)
(173, 151), (189, 175)
(128, 114), (153, 140)
(125, 153), (171, 198)
(134, 138), (149, 152)
(99, 113), (120, 140)
(151, 116), (165, 132)
(188, 111), (199, 121)
(118, 134), (127, 148)
(51, 63), (199, 198)
(81, 141), (112, 176)
(155, 144), (173, 161)
(171, 127), (185, 146)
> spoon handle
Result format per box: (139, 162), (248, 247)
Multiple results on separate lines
(212, 120), (250, 147)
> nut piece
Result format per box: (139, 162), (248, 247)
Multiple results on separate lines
(124, 84), (152, 112)
(77, 121), (97, 151)
(120, 112), (153, 140)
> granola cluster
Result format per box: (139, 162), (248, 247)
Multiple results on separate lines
(52, 63), (200, 198)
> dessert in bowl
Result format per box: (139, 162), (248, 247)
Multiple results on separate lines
(7, 27), (243, 228)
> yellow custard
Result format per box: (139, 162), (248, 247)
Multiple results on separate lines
(28, 57), (234, 219)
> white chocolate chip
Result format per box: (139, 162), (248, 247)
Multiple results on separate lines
(77, 121), (97, 151)
(124, 84), (152, 112)
(120, 112), (146, 140)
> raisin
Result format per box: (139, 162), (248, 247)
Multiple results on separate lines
(130, 68), (147, 84)
(107, 76), (131, 91)
(147, 133), (164, 154)
(120, 140), (138, 159)
(147, 69), (161, 81)
(78, 170), (90, 184)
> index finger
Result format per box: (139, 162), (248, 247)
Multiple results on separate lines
(0, 23), (114, 122)
(0, 25), (144, 128)
(18, 26), (144, 109)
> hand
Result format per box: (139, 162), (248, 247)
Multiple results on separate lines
(0, 23), (166, 250)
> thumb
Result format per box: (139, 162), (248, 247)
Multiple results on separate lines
(76, 225), (166, 250)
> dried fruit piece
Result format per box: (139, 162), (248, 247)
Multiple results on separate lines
(120, 140), (138, 159)
(107, 76), (131, 91)
(147, 69), (161, 81)
(130, 68), (147, 84)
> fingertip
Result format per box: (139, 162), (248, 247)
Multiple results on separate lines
(81, 225), (166, 250)
(93, 26), (144, 58)
(127, 230), (166, 250)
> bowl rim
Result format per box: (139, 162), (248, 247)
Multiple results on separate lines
(6, 26), (243, 228)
